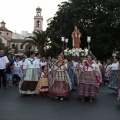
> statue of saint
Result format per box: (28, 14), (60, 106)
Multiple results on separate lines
(72, 26), (81, 48)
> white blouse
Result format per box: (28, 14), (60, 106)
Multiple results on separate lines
(72, 61), (78, 67)
(54, 63), (68, 71)
(23, 58), (40, 69)
(14, 60), (22, 68)
(105, 64), (111, 72)
(111, 62), (119, 70)
(40, 61), (47, 67)
(35, 58), (40, 68)
(41, 72), (45, 77)
(84, 63), (95, 71)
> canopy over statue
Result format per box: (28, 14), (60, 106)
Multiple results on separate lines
(72, 25), (81, 48)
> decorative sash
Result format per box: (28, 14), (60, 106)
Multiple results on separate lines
(28, 58), (35, 65)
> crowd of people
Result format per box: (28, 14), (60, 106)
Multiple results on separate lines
(0, 49), (120, 102)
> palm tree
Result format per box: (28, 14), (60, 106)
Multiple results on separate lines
(22, 30), (60, 56)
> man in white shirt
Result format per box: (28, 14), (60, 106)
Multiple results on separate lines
(0, 50), (9, 88)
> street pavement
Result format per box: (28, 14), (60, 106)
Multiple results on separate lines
(0, 85), (120, 120)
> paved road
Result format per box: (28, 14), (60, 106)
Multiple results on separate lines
(0, 85), (120, 120)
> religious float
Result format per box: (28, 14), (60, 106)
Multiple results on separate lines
(64, 48), (88, 60)
(63, 25), (90, 60)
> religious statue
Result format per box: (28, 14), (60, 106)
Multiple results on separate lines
(72, 25), (81, 48)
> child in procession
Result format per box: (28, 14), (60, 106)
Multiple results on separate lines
(35, 65), (49, 97)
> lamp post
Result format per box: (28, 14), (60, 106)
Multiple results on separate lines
(112, 50), (117, 57)
(48, 38), (50, 42)
(65, 38), (68, 49)
(61, 37), (65, 50)
(27, 47), (31, 57)
(87, 36), (91, 51)
(47, 38), (51, 49)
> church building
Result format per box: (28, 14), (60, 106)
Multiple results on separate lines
(0, 7), (43, 55)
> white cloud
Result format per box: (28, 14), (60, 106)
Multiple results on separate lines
(0, 0), (67, 33)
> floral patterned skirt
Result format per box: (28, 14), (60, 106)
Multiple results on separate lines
(49, 81), (70, 97)
(77, 71), (99, 97)
(35, 77), (49, 95)
(77, 83), (97, 97)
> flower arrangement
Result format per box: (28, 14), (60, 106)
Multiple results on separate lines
(64, 48), (88, 57)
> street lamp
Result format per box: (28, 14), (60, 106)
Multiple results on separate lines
(87, 36), (91, 50)
(61, 37), (65, 50)
(27, 47), (31, 57)
(47, 38), (51, 49)
(112, 53), (116, 57)
(65, 38), (68, 49)
(48, 38), (50, 41)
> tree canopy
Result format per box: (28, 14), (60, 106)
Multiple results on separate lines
(47, 0), (120, 60)
(22, 30), (60, 57)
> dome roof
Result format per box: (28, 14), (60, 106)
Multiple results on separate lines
(36, 7), (42, 11)
(0, 20), (12, 33)
(0, 27), (12, 33)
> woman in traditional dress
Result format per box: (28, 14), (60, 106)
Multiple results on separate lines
(77, 55), (99, 103)
(49, 55), (70, 100)
(19, 52), (40, 95)
(12, 55), (23, 85)
(108, 57), (119, 93)
(72, 26), (81, 48)
(67, 60), (74, 90)
(35, 65), (49, 96)
(40, 57), (47, 67)
(104, 59), (112, 85)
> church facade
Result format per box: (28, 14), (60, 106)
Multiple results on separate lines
(0, 7), (43, 55)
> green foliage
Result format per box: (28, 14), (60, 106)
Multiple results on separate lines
(0, 41), (5, 50)
(22, 30), (60, 57)
(47, 0), (120, 60)
(0, 41), (11, 55)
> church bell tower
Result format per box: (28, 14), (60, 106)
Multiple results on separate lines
(34, 7), (43, 31)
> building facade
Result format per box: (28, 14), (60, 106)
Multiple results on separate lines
(0, 7), (43, 55)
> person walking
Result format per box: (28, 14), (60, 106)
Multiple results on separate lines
(0, 50), (9, 89)
(19, 52), (40, 95)
(77, 55), (99, 103)
(49, 55), (70, 100)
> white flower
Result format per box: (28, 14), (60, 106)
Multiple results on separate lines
(81, 53), (85, 56)
(64, 48), (69, 52)
(78, 48), (82, 52)
(76, 52), (79, 57)
(84, 48), (88, 56)
(69, 50), (72, 54)
(72, 52), (76, 56)
(72, 49), (75, 52)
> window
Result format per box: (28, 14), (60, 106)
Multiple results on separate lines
(37, 12), (40, 16)
(20, 44), (23, 49)
(37, 21), (40, 28)
(6, 33), (9, 35)
(12, 44), (15, 49)
(0, 32), (2, 35)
